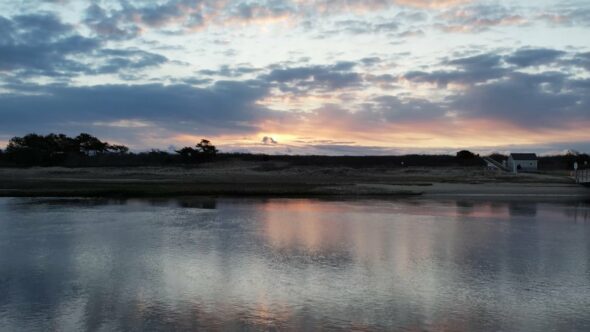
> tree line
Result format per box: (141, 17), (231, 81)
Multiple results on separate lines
(0, 133), (588, 169)
(0, 133), (217, 166)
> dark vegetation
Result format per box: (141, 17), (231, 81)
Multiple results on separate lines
(0, 133), (588, 170)
(175, 139), (218, 162)
(1, 133), (128, 166)
(0, 133), (217, 167)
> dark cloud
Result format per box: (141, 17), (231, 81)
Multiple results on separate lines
(83, 1), (207, 39)
(568, 78), (590, 91)
(0, 81), (274, 137)
(177, 77), (213, 85)
(365, 74), (397, 89)
(360, 57), (382, 66)
(570, 52), (590, 70)
(1, 46), (588, 151)
(197, 65), (260, 77)
(264, 62), (362, 92)
(393, 48), (589, 130)
(404, 53), (508, 87)
(0, 13), (99, 75)
(305, 58), (588, 137)
(446, 53), (503, 70)
(92, 48), (168, 74)
(505, 48), (566, 67)
(231, 0), (294, 19)
(451, 71), (587, 127)
(82, 0), (297, 39)
(402, 50), (577, 87)
(306, 94), (447, 133)
(83, 4), (142, 40)
(78, 0), (447, 41)
(0, 12), (168, 78)
(369, 95), (447, 122)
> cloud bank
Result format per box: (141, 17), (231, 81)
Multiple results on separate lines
(0, 0), (589, 153)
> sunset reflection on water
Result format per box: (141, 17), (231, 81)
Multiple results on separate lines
(0, 198), (589, 331)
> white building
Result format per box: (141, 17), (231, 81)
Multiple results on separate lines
(507, 153), (538, 172)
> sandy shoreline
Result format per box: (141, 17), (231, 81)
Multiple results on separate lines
(0, 162), (588, 199)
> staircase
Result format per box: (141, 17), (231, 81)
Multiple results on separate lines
(482, 157), (510, 172)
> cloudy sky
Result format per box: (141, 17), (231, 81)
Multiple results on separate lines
(0, 0), (589, 154)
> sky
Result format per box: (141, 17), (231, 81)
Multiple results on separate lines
(0, 0), (589, 155)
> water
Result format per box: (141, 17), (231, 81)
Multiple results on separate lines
(0, 197), (589, 331)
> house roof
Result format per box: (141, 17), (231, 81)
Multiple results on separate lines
(510, 153), (537, 160)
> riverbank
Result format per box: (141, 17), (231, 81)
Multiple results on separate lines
(0, 162), (587, 198)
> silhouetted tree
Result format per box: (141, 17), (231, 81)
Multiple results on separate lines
(76, 133), (109, 156)
(196, 139), (218, 155)
(175, 147), (197, 161)
(6, 134), (54, 164)
(109, 145), (129, 154)
(455, 150), (483, 166)
(4, 133), (128, 165)
(456, 150), (477, 159)
(175, 139), (218, 162)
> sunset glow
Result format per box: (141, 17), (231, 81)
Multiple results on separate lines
(0, 0), (588, 154)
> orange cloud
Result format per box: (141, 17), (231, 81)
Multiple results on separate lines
(226, 110), (590, 153)
(144, 114), (590, 154)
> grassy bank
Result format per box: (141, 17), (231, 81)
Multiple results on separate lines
(0, 162), (588, 198)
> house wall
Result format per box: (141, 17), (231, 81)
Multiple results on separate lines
(508, 157), (538, 171)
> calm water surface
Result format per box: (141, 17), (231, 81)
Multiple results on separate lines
(0, 197), (589, 331)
